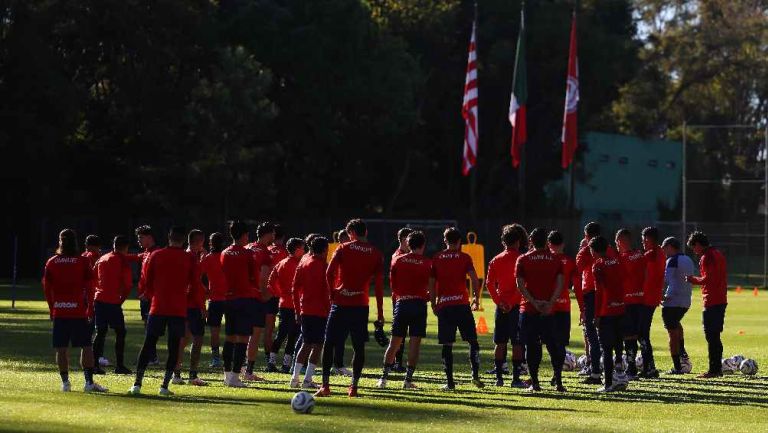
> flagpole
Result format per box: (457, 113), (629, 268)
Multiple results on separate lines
(517, 1), (526, 220)
(470, 0), (479, 222)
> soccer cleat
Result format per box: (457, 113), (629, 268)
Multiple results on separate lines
(439, 384), (456, 391)
(596, 383), (622, 393)
(84, 382), (108, 393)
(582, 374), (602, 385)
(94, 366), (106, 375)
(189, 377), (208, 386)
(525, 383), (542, 393)
(347, 386), (360, 398)
(98, 357), (111, 367)
(666, 368), (684, 375)
(471, 378), (485, 389)
(510, 380), (528, 389)
(171, 375), (185, 385)
(337, 367), (353, 377)
(402, 381), (418, 390)
(243, 372), (265, 382)
(61, 381), (72, 392)
(555, 384), (567, 392)
(696, 371), (723, 379)
(302, 380), (320, 390)
(158, 387), (174, 396)
(314, 385), (332, 397)
(209, 357), (223, 369)
(641, 369), (660, 379)
(289, 378), (302, 388)
(229, 376), (247, 388)
(114, 365), (133, 375)
(280, 364), (291, 374)
(128, 385), (141, 395)
(495, 378), (504, 387)
(376, 378), (387, 389)
(265, 363), (278, 373)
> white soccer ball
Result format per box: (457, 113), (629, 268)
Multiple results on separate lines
(635, 353), (644, 371)
(577, 354), (588, 369)
(731, 354), (746, 366)
(680, 357), (693, 374)
(563, 351), (577, 371)
(739, 359), (758, 376)
(722, 358), (738, 374)
(291, 391), (315, 414)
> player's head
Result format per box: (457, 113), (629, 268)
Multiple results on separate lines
(345, 219), (367, 239)
(113, 235), (130, 253)
(641, 226), (659, 249)
(273, 224), (285, 244)
(56, 228), (79, 256)
(615, 228), (632, 252)
(584, 221), (601, 239)
(209, 232), (226, 253)
(188, 229), (205, 252)
(547, 230), (564, 253)
(168, 226), (187, 246)
(661, 236), (681, 257)
(305, 233), (321, 246)
(256, 221), (276, 243)
(589, 236), (609, 257)
(407, 231), (426, 254)
(84, 235), (102, 252)
(286, 238), (305, 257)
(501, 225), (521, 250)
(135, 225), (156, 249)
(337, 229), (350, 243)
(443, 227), (462, 249)
(397, 227), (413, 250)
(229, 220), (249, 245)
(686, 231), (709, 255)
(309, 236), (329, 256)
(529, 227), (547, 250)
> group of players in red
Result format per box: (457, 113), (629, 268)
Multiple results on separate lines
(42, 218), (728, 396)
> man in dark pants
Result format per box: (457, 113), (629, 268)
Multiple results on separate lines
(686, 231), (728, 378)
(639, 226), (665, 378)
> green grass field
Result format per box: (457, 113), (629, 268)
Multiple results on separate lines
(2, 282), (767, 433)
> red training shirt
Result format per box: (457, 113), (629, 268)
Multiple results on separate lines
(643, 245), (666, 306)
(43, 255), (93, 319)
(326, 240), (384, 315)
(248, 242), (273, 300)
(515, 249), (563, 314)
(618, 249), (646, 305)
(553, 253), (579, 313)
(485, 249), (522, 307)
(220, 245), (258, 300)
(431, 249), (475, 310)
(269, 255), (301, 309)
(201, 252), (228, 302)
(136, 246), (158, 299)
(390, 252), (431, 302)
(94, 251), (133, 304)
(293, 254), (331, 317)
(593, 256), (625, 317)
(267, 244), (289, 296)
(690, 247), (728, 308)
(141, 246), (198, 317)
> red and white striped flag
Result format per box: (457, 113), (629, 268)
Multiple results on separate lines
(561, 12), (579, 168)
(461, 21), (479, 176)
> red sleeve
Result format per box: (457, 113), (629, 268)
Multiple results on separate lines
(124, 253), (142, 263)
(592, 263), (603, 315)
(389, 260), (398, 296)
(374, 251), (384, 318)
(326, 247), (341, 291)
(121, 260), (133, 300)
(43, 261), (54, 311)
(572, 266), (584, 311)
(486, 260), (501, 305)
(138, 256), (149, 298)
(690, 255), (710, 285)
(514, 256), (525, 279)
(84, 260), (95, 318)
(268, 262), (280, 295)
(143, 253), (155, 300)
(292, 265), (303, 312)
(576, 247), (590, 272)
(191, 254), (204, 309)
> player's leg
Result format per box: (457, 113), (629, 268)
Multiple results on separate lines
(699, 305), (726, 377)
(522, 313), (543, 391)
(53, 318), (72, 391)
(282, 312), (300, 373)
(172, 321), (191, 384)
(271, 307), (290, 370)
(404, 336), (422, 388)
(437, 307), (457, 390)
(245, 300), (265, 381)
(113, 304), (130, 374)
(131, 316), (163, 394)
(509, 305), (525, 387)
(188, 310), (206, 385)
(456, 305), (482, 387)
(302, 343), (322, 388)
(160, 318), (184, 395)
(546, 313), (568, 391)
(596, 317), (615, 391)
(492, 306), (509, 386)
(583, 292), (602, 381)
(623, 306), (640, 378)
(92, 302), (108, 375)
(402, 300), (427, 388)
(333, 330), (349, 376)
(140, 298), (159, 365)
(208, 300), (224, 368)
(291, 316), (311, 387)
(638, 306), (658, 377)
(318, 306), (340, 396)
(379, 300), (407, 388)
(348, 306), (369, 397)
(263, 297), (278, 371)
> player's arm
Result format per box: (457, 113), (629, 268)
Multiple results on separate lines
(428, 276), (437, 314)
(468, 268), (480, 310)
(687, 255), (709, 285)
(544, 273), (564, 316)
(326, 248), (341, 291)
(592, 264), (603, 327)
(42, 263), (54, 315)
(291, 266), (302, 321)
(143, 254), (155, 301)
(138, 255), (150, 299)
(485, 262), (501, 306)
(268, 263), (280, 299)
(575, 247), (589, 272)
(514, 258), (537, 310)
(121, 262), (133, 302)
(374, 259), (385, 321)
(84, 260), (95, 318)
(259, 264), (271, 300)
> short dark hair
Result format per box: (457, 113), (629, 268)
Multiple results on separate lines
(397, 227), (413, 241)
(407, 231), (426, 250)
(274, 224), (285, 241)
(589, 236), (608, 255)
(501, 225), (521, 248)
(135, 225), (154, 239)
(338, 230), (350, 242)
(529, 228), (547, 249)
(209, 232), (225, 253)
(229, 220), (249, 241)
(56, 228), (79, 256)
(687, 231), (709, 248)
(256, 221), (276, 238)
(169, 226), (187, 244)
(616, 228), (632, 241)
(286, 238), (305, 254)
(188, 229), (205, 244)
(547, 230), (564, 246)
(662, 237), (681, 250)
(642, 226), (659, 242)
(585, 222), (601, 238)
(85, 235), (102, 247)
(305, 233), (321, 245)
(310, 236), (329, 255)
(113, 235), (130, 250)
(444, 227), (461, 245)
(346, 219), (367, 237)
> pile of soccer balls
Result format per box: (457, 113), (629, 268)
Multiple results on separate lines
(722, 354), (759, 376)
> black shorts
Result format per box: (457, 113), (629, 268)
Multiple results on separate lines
(52, 318), (92, 348)
(391, 299), (428, 338)
(519, 312), (561, 347)
(278, 307), (297, 327)
(187, 308), (206, 337)
(140, 298), (151, 321)
(301, 315), (327, 345)
(638, 305), (656, 333)
(207, 300), (226, 327)
(264, 297), (279, 316)
(493, 305), (520, 345)
(623, 304), (644, 336)
(249, 299), (266, 329)
(703, 304), (727, 334)
(94, 301), (126, 330)
(325, 305), (369, 346)
(436, 304), (477, 345)
(552, 311), (571, 346)
(225, 298), (253, 337)
(662, 306), (688, 330)
(146, 315), (185, 339)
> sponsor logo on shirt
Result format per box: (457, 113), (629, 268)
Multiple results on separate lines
(400, 257), (425, 265)
(348, 243), (373, 253)
(527, 253), (554, 261)
(626, 291), (643, 298)
(397, 295), (424, 301)
(339, 289), (364, 297)
(438, 252), (461, 259)
(54, 257), (80, 264)
(608, 301), (624, 308)
(438, 295), (464, 304)
(53, 302), (78, 309)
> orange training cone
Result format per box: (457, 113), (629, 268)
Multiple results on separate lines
(736, 286), (743, 294)
(754, 287), (759, 296)
(476, 316), (489, 335)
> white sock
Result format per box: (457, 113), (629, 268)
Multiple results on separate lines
(269, 352), (277, 363)
(304, 363), (316, 383)
(283, 354), (293, 366)
(292, 363), (304, 382)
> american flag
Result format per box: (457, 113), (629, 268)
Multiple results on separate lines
(461, 21), (479, 176)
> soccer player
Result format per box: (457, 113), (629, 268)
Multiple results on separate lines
(82, 235), (102, 268)
(515, 228), (565, 392)
(389, 227), (412, 373)
(244, 222), (275, 380)
(135, 225), (160, 365)
(615, 229), (645, 379)
(378, 230), (430, 389)
(92, 235), (133, 376)
(685, 231), (728, 378)
(640, 226), (665, 378)
(201, 232), (228, 368)
(660, 237), (693, 374)
(330, 228), (353, 377)
(82, 234), (102, 367)
(430, 227), (484, 391)
(264, 224), (288, 371)
(268, 237), (305, 373)
(317, 219), (385, 398)
(485, 225), (524, 388)
(590, 236), (627, 392)
(173, 229), (207, 386)
(129, 226), (199, 396)
(548, 230), (580, 386)
(43, 229), (107, 393)
(290, 236), (331, 389)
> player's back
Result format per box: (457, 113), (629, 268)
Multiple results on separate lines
(619, 249), (646, 302)
(593, 256), (625, 316)
(44, 255), (91, 318)
(431, 249), (474, 308)
(295, 255), (331, 317)
(391, 253), (431, 301)
(221, 245), (255, 300)
(486, 250), (521, 305)
(329, 240), (382, 306)
(146, 247), (195, 317)
(95, 252), (131, 303)
(201, 252), (228, 301)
